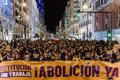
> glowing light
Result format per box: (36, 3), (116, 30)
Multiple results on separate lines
(83, 4), (88, 11)
(18, 15), (20, 18)
(71, 18), (74, 21)
(22, 3), (27, 7)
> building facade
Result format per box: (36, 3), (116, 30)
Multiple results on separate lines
(63, 0), (120, 42)
(13, 0), (30, 39)
(36, 0), (45, 37)
(0, 0), (14, 41)
(13, 0), (44, 39)
(79, 0), (94, 40)
(64, 0), (80, 39)
(64, 0), (94, 39)
(0, 0), (44, 40)
(30, 0), (40, 38)
(71, 0), (80, 39)
(94, 0), (120, 42)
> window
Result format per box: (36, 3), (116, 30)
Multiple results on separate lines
(15, 11), (18, 16)
(96, 27), (99, 31)
(98, 0), (100, 7)
(93, 5), (95, 11)
(105, 24), (107, 29)
(104, 0), (107, 4)
(95, 2), (97, 9)
(96, 1), (99, 9)
(101, 0), (103, 5)
(74, 1), (78, 3)
(89, 2), (91, 8)
(84, 22), (85, 26)
(90, 12), (92, 16)
(86, 21), (87, 25)
(89, 19), (91, 24)
(19, 7), (22, 11)
(41, 0), (44, 3)
(76, 29), (78, 33)
(0, 20), (1, 25)
(82, 15), (84, 18)
(96, 16), (98, 22)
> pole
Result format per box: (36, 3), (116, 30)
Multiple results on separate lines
(80, 11), (113, 41)
(1, 20), (4, 40)
(87, 13), (88, 40)
(110, 12), (112, 47)
(24, 26), (26, 39)
(13, 0), (15, 40)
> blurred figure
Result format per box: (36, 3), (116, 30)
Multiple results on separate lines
(24, 53), (31, 61)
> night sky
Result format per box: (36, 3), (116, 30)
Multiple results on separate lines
(43, 0), (69, 33)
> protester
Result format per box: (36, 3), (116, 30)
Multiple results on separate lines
(0, 40), (119, 62)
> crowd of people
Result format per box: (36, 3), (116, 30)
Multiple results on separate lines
(0, 40), (119, 63)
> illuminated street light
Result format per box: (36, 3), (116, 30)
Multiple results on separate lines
(83, 4), (88, 11)
(71, 18), (73, 21)
(82, 4), (88, 40)
(22, 2), (27, 7)
(77, 10), (80, 17)
(18, 15), (20, 18)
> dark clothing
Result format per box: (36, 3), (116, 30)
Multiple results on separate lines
(60, 52), (66, 60)
(84, 57), (92, 60)
(33, 58), (40, 61)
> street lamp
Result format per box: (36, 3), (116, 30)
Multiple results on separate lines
(83, 4), (88, 10)
(22, 2), (28, 39)
(71, 18), (73, 21)
(77, 10), (80, 17)
(82, 4), (89, 40)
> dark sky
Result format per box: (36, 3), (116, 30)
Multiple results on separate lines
(43, 0), (68, 33)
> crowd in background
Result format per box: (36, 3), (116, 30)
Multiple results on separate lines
(0, 40), (120, 63)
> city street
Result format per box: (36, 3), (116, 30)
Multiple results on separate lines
(0, 0), (120, 80)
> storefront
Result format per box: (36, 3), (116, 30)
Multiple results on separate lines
(95, 28), (120, 43)
(112, 29), (120, 43)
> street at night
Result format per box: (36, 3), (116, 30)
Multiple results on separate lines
(0, 0), (120, 80)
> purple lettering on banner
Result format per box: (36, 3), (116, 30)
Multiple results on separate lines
(39, 66), (46, 78)
(12, 65), (16, 70)
(111, 68), (118, 77)
(55, 66), (62, 77)
(63, 66), (69, 77)
(81, 65), (84, 76)
(35, 67), (38, 77)
(105, 67), (112, 77)
(92, 66), (100, 77)
(85, 66), (91, 77)
(47, 66), (54, 77)
(73, 65), (80, 76)
(69, 66), (73, 76)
